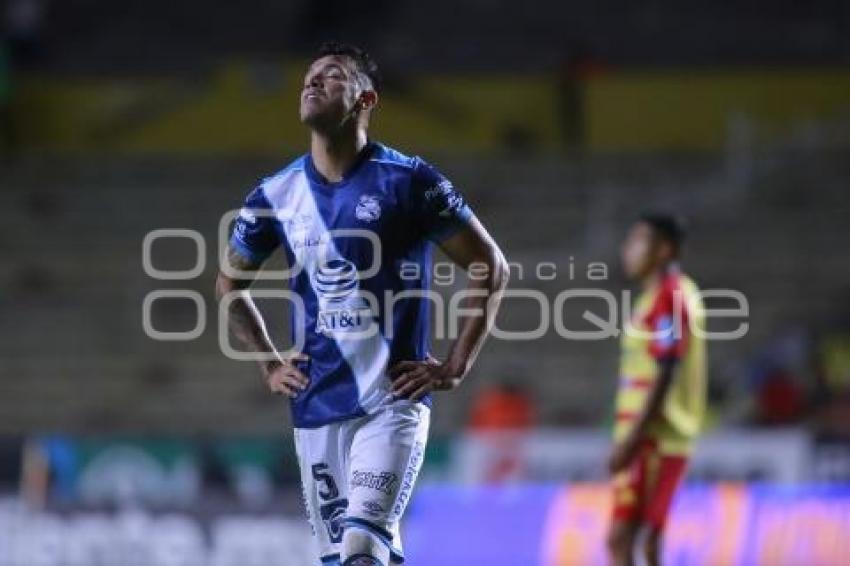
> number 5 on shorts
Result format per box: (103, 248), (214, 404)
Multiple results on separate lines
(312, 463), (340, 500)
(312, 463), (347, 544)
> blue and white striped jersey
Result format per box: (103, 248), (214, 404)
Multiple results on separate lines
(229, 142), (473, 428)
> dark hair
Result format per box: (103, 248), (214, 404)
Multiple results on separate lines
(316, 41), (382, 93)
(639, 212), (687, 252)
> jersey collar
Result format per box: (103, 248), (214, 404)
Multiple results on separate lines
(305, 141), (377, 189)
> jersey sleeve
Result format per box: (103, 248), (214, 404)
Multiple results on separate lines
(229, 185), (280, 264)
(644, 278), (689, 362)
(410, 157), (474, 243)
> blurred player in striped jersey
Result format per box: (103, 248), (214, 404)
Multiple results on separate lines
(607, 213), (707, 566)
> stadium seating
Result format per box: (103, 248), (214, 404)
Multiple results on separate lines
(1, 148), (846, 434)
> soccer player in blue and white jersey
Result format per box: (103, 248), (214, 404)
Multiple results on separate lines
(215, 42), (509, 566)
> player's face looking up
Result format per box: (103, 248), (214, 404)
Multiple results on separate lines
(621, 221), (672, 280)
(299, 55), (377, 132)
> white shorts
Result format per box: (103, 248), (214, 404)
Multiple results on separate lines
(293, 401), (430, 564)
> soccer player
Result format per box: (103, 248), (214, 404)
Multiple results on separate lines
(215, 42), (508, 566)
(607, 213), (706, 566)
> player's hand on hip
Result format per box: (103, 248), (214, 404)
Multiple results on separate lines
(264, 353), (310, 398)
(389, 355), (462, 401)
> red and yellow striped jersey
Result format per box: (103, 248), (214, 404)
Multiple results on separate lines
(614, 268), (707, 455)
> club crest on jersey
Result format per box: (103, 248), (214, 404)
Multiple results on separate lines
(355, 194), (381, 222)
(314, 258), (374, 336)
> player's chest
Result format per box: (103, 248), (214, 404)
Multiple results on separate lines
(326, 189), (400, 231)
(279, 185), (406, 256)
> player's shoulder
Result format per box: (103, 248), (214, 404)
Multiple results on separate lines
(665, 269), (700, 297)
(651, 268), (703, 315)
(369, 142), (417, 169)
(678, 273), (700, 294)
(675, 272), (705, 315)
(252, 154), (310, 205)
(369, 142), (441, 179)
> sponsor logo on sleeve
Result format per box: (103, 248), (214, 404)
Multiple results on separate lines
(424, 180), (464, 217)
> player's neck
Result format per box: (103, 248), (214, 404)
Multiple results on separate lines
(310, 127), (369, 183)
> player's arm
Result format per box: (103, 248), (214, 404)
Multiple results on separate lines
(215, 246), (277, 362)
(609, 357), (677, 473)
(216, 186), (309, 398)
(215, 246), (309, 398)
(390, 216), (509, 400)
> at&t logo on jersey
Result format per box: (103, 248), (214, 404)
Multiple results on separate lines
(314, 258), (374, 336)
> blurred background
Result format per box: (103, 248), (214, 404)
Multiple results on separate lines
(1, 0), (850, 564)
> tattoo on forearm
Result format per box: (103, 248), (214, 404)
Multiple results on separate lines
(218, 245), (277, 363)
